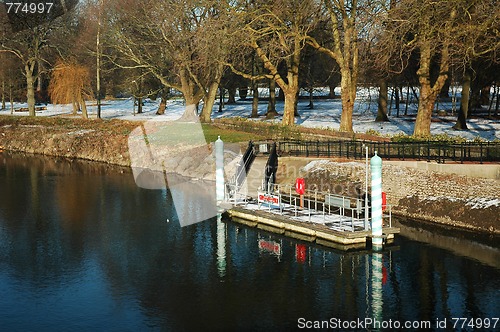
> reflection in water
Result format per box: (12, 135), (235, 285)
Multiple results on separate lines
(371, 252), (384, 327)
(216, 213), (227, 278)
(0, 153), (499, 330)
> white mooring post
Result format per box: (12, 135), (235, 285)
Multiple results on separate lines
(364, 144), (369, 231)
(370, 152), (383, 250)
(215, 136), (225, 206)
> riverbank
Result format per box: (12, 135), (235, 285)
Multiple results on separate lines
(0, 116), (135, 166)
(1, 115), (498, 237)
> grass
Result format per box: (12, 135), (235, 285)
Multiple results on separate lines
(201, 123), (265, 143)
(0, 114), (265, 143)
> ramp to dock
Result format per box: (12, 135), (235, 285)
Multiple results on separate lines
(241, 156), (267, 197)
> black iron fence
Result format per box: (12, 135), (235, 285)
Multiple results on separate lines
(272, 140), (500, 163)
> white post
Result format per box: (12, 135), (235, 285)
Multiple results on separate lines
(364, 144), (369, 230)
(371, 151), (383, 250)
(215, 136), (225, 206)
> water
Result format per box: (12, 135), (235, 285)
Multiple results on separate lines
(0, 153), (499, 331)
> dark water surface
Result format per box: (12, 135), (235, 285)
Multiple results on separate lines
(0, 153), (498, 331)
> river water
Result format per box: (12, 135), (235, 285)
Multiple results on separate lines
(0, 153), (498, 331)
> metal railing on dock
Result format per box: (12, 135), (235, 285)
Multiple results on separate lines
(253, 183), (392, 232)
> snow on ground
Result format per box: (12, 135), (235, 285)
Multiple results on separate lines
(1, 87), (498, 141)
(302, 160), (364, 173)
(422, 196), (499, 209)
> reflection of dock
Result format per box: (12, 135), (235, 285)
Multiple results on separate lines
(228, 205), (400, 251)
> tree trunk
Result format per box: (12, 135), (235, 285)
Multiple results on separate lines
(308, 88), (314, 109)
(413, 40), (449, 137)
(453, 70), (471, 130)
(376, 79), (389, 122)
(495, 85), (499, 116)
(156, 95), (167, 115)
(72, 101), (78, 115)
(282, 90), (296, 126)
(80, 97), (88, 119)
(9, 83), (14, 114)
(339, 68), (355, 132)
(26, 64), (36, 116)
(137, 97), (143, 114)
(1, 80), (5, 110)
(239, 87), (248, 100)
(218, 87), (224, 112)
(227, 87), (236, 104)
(200, 80), (219, 123)
(281, 72), (299, 126)
(480, 86), (490, 106)
(178, 82), (203, 121)
(178, 85), (203, 122)
(96, 5), (102, 119)
(251, 81), (259, 118)
(395, 85), (400, 117)
(439, 77), (451, 98)
(405, 85), (410, 116)
(414, 82), (435, 137)
(329, 84), (336, 98)
(266, 79), (277, 117)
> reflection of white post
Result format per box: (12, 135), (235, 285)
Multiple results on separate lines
(216, 213), (226, 277)
(371, 252), (383, 324)
(215, 136), (225, 206)
(371, 152), (383, 250)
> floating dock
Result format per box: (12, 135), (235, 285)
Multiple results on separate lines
(220, 140), (400, 251)
(227, 205), (400, 251)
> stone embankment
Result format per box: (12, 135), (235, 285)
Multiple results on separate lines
(1, 116), (498, 236)
(0, 117), (135, 166)
(277, 157), (499, 236)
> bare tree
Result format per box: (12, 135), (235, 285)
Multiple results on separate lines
(452, 1), (500, 130)
(381, 0), (486, 137)
(0, 25), (51, 115)
(0, 52), (22, 113)
(107, 0), (232, 122)
(0, 0), (77, 116)
(306, 0), (375, 132)
(229, 0), (320, 125)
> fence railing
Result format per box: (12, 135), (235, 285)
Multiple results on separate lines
(253, 182), (393, 232)
(272, 140), (500, 163)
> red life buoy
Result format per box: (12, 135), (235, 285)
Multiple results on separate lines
(295, 178), (305, 195)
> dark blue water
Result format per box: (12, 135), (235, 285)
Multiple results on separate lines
(0, 153), (499, 331)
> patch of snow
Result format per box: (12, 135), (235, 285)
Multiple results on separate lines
(422, 196), (499, 209)
(302, 160), (331, 172)
(67, 129), (95, 135)
(301, 160), (364, 173)
(1, 87), (499, 141)
(466, 198), (500, 209)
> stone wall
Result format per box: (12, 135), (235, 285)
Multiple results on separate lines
(277, 157), (499, 235)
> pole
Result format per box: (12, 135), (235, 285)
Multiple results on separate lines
(96, 0), (102, 119)
(371, 151), (383, 250)
(215, 136), (225, 206)
(364, 145), (369, 230)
